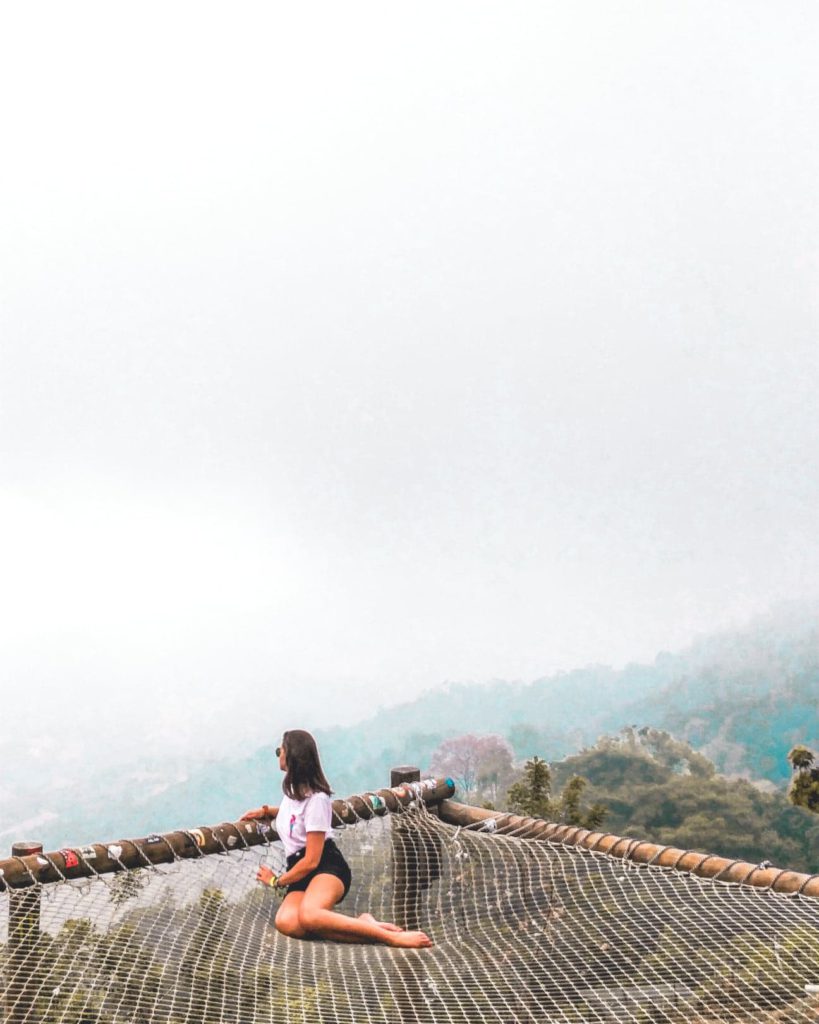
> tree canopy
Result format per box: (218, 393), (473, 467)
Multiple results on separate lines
(548, 730), (819, 872)
(788, 744), (819, 813)
(506, 756), (607, 829)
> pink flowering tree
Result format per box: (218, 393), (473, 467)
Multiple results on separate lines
(429, 734), (515, 803)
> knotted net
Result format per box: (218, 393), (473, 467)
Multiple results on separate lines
(2, 794), (819, 1023)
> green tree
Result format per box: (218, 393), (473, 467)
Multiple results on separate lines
(788, 745), (819, 813)
(507, 756), (607, 828)
(508, 756), (553, 817)
(541, 732), (819, 871)
(560, 775), (607, 829)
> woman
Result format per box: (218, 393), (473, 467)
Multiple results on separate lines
(241, 729), (432, 948)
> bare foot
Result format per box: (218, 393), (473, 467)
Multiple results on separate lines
(387, 930), (433, 949)
(359, 913), (403, 933)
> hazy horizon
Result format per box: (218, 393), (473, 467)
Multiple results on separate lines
(2, 2), (818, 772)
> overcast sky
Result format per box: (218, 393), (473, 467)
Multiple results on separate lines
(1, 2), (818, 762)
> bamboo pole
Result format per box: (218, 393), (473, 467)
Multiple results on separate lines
(437, 800), (819, 898)
(3, 782), (811, 899)
(0, 779), (455, 892)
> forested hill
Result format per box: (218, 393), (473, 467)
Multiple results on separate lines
(549, 731), (819, 873)
(114, 606), (818, 838)
(10, 604), (819, 851)
(316, 603), (819, 795)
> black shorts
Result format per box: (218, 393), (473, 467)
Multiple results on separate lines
(285, 839), (352, 901)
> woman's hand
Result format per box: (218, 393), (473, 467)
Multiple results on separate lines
(257, 865), (283, 888)
(241, 804), (275, 821)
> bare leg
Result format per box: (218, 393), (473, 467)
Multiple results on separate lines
(277, 889), (397, 945)
(275, 892), (309, 939)
(359, 913), (402, 933)
(297, 876), (432, 948)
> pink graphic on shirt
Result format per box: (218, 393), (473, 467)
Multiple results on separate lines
(289, 814), (296, 836)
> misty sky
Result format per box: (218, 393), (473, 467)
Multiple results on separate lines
(1, 2), (818, 763)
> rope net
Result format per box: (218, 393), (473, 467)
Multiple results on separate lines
(2, 795), (819, 1023)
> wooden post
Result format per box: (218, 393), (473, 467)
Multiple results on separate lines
(388, 768), (448, 1021)
(389, 769), (426, 1023)
(6, 841), (43, 1024)
(391, 766), (421, 788)
(390, 767), (421, 931)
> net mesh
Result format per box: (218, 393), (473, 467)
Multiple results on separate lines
(2, 800), (819, 1023)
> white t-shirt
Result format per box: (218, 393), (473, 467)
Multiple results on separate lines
(276, 790), (334, 858)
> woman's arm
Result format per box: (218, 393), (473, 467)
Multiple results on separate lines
(241, 804), (278, 820)
(269, 832), (325, 887)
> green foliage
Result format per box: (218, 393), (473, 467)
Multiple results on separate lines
(108, 868), (146, 906)
(46, 987), (112, 1024)
(34, 919), (113, 1024)
(507, 756), (608, 829)
(560, 776), (608, 830)
(100, 922), (166, 1024)
(692, 925), (819, 1012)
(787, 744), (819, 813)
(788, 745), (815, 770)
(507, 756), (553, 817)
(549, 729), (819, 871)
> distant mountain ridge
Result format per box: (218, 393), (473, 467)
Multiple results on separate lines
(8, 603), (819, 851)
(611, 606), (819, 782)
(316, 602), (818, 793)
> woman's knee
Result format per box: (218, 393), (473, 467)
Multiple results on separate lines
(297, 902), (326, 933)
(276, 905), (305, 937)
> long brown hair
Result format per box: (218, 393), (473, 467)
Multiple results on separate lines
(281, 729), (332, 800)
